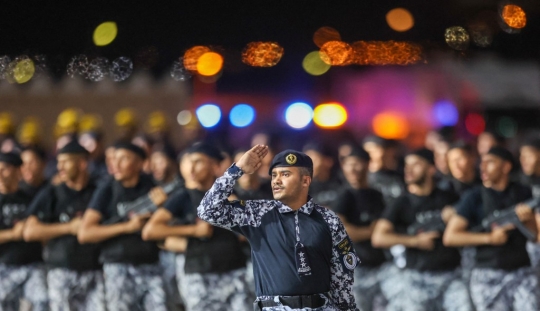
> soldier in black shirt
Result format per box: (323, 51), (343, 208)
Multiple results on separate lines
(78, 142), (167, 311)
(302, 142), (341, 208)
(0, 152), (48, 311)
(372, 148), (471, 311)
(444, 146), (540, 311)
(332, 147), (388, 311)
(143, 142), (250, 311)
(439, 142), (481, 195)
(24, 141), (105, 311)
(19, 146), (49, 197)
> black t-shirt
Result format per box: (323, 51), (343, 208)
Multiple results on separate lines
(27, 182), (101, 271)
(18, 179), (49, 198)
(519, 173), (540, 198)
(456, 183), (532, 270)
(0, 190), (42, 265)
(309, 178), (342, 209)
(332, 187), (387, 267)
(368, 170), (405, 208)
(438, 175), (482, 196)
(382, 188), (461, 272)
(88, 174), (160, 265)
(165, 188), (246, 274)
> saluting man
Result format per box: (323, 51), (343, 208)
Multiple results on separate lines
(198, 145), (359, 311)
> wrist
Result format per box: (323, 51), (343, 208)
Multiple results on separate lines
(226, 163), (244, 179)
(409, 236), (419, 248)
(485, 233), (492, 245)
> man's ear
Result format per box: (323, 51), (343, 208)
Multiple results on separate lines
(502, 161), (512, 174)
(303, 176), (312, 188)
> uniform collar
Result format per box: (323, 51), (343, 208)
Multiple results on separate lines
(276, 196), (315, 215)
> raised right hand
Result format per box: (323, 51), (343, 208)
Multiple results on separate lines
(236, 145), (269, 175)
(125, 213), (152, 233)
(414, 231), (440, 250)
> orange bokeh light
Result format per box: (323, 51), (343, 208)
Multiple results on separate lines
(196, 52), (223, 76)
(386, 8), (414, 32)
(502, 4), (526, 29)
(242, 42), (284, 67)
(313, 27), (342, 48)
(320, 41), (353, 66)
(352, 41), (423, 66)
(372, 112), (410, 139)
(183, 46), (211, 71)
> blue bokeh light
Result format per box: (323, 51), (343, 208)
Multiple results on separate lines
(285, 102), (313, 129)
(433, 100), (459, 126)
(230, 104), (256, 128)
(196, 104), (222, 128)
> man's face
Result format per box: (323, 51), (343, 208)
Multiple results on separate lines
(447, 148), (474, 181)
(150, 152), (170, 182)
(480, 154), (508, 186)
(434, 141), (450, 174)
(404, 155), (431, 185)
(20, 150), (45, 184)
(0, 162), (19, 189)
(341, 156), (368, 185)
(477, 133), (497, 156)
(363, 142), (384, 162)
(188, 153), (217, 184)
(271, 167), (309, 202)
(113, 149), (142, 181)
(520, 146), (540, 176)
(57, 153), (84, 183)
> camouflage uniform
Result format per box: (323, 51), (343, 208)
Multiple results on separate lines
(381, 269), (472, 311)
(103, 263), (166, 311)
(175, 253), (186, 304)
(470, 267), (540, 311)
(0, 263), (48, 311)
(47, 268), (105, 311)
(159, 251), (183, 311)
(353, 263), (392, 311)
(180, 267), (251, 311)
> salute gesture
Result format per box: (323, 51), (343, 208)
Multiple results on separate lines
(236, 144), (269, 175)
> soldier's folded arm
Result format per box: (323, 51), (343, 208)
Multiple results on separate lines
(0, 227), (20, 243)
(142, 208), (200, 241)
(371, 219), (419, 248)
(338, 215), (374, 242)
(23, 215), (73, 242)
(77, 208), (134, 244)
(442, 215), (492, 246)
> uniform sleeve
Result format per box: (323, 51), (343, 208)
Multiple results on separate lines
(26, 186), (54, 222)
(164, 190), (192, 220)
(197, 164), (275, 230)
(455, 188), (481, 227)
(317, 207), (359, 311)
(88, 182), (113, 218)
(381, 196), (405, 226)
(331, 189), (352, 216)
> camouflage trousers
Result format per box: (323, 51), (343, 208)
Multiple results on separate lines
(175, 254), (186, 303)
(353, 264), (390, 311)
(470, 267), (540, 311)
(0, 263), (48, 311)
(255, 294), (338, 311)
(380, 268), (472, 311)
(159, 251), (183, 311)
(103, 263), (166, 311)
(180, 268), (252, 311)
(526, 242), (540, 269)
(47, 268), (105, 311)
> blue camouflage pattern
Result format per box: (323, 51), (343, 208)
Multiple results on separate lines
(0, 263), (48, 311)
(47, 268), (105, 311)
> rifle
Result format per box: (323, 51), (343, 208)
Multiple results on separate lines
(471, 197), (540, 241)
(406, 211), (446, 235)
(103, 179), (182, 224)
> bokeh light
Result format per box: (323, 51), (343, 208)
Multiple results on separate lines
(313, 103), (348, 128)
(433, 101), (459, 126)
(183, 46), (211, 71)
(285, 102), (313, 129)
(170, 60), (192, 81)
(230, 104), (256, 128)
(501, 4), (526, 29)
(196, 52), (223, 76)
(13, 58), (35, 84)
(386, 8), (414, 32)
(372, 112), (410, 139)
(313, 27), (342, 48)
(109, 57), (133, 82)
(196, 104), (222, 128)
(177, 110), (193, 126)
(352, 41), (423, 65)
(302, 51), (331, 76)
(320, 41), (353, 66)
(445, 26), (470, 51)
(497, 116), (518, 138)
(93, 22), (118, 46)
(465, 113), (485, 135)
(242, 42), (284, 67)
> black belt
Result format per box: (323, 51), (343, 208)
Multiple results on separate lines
(254, 293), (327, 310)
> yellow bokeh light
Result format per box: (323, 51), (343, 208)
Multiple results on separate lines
(196, 52), (223, 76)
(313, 27), (342, 48)
(386, 8), (414, 32)
(302, 51), (331, 76)
(13, 59), (35, 84)
(313, 103), (348, 128)
(502, 4), (526, 29)
(320, 41), (353, 66)
(93, 22), (118, 46)
(242, 42), (284, 67)
(372, 112), (410, 139)
(183, 46), (212, 71)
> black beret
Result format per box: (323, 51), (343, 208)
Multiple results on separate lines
(302, 141), (332, 157)
(521, 137), (540, 151)
(22, 146), (47, 160)
(58, 140), (90, 156)
(0, 152), (23, 167)
(186, 142), (224, 162)
(269, 149), (313, 176)
(114, 142), (147, 160)
(487, 146), (514, 167)
(344, 147), (370, 162)
(151, 143), (177, 161)
(407, 148), (435, 165)
(448, 140), (474, 154)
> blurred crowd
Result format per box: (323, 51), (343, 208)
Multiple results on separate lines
(2, 106), (540, 311)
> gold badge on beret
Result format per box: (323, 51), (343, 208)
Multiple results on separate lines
(285, 154), (297, 165)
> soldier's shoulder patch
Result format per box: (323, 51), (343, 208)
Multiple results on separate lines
(334, 236), (359, 271)
(336, 236), (353, 254)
